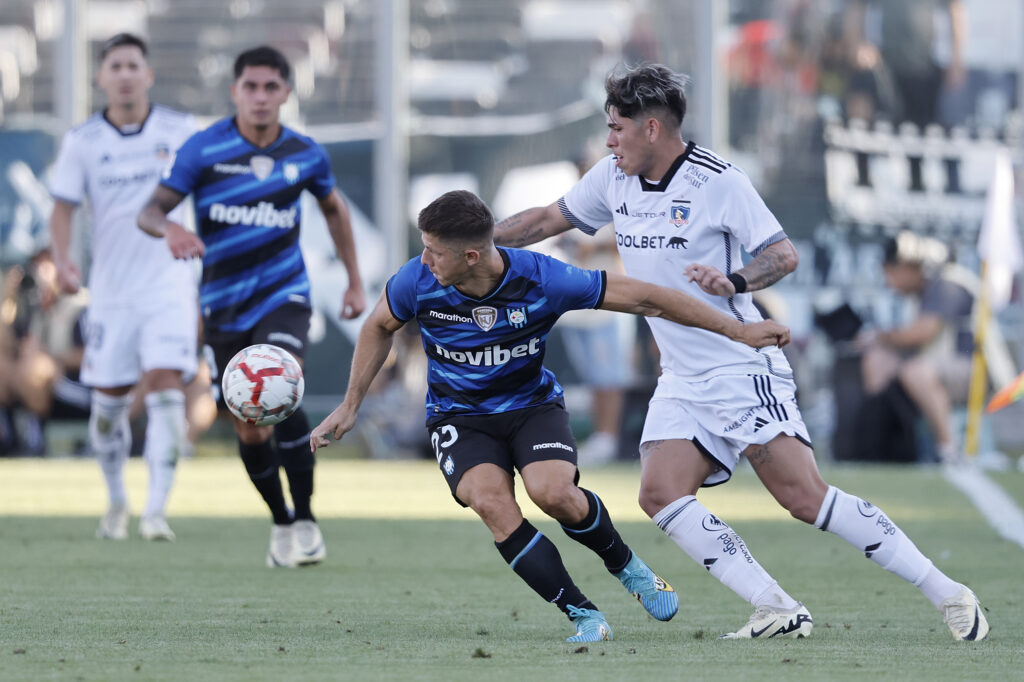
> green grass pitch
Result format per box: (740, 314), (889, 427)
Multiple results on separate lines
(1, 457), (1021, 681)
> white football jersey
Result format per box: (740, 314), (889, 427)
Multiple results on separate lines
(49, 105), (198, 306)
(560, 144), (793, 381)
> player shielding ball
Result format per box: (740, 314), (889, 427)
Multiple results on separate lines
(493, 62), (988, 641)
(138, 45), (365, 567)
(311, 190), (789, 642)
(48, 33), (199, 542)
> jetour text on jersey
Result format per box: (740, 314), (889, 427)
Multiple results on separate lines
(209, 201), (297, 228)
(432, 338), (541, 367)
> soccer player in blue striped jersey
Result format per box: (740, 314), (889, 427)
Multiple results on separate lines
(138, 46), (365, 568)
(310, 190), (789, 642)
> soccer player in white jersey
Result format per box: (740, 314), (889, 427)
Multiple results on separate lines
(48, 33), (199, 542)
(493, 63), (988, 642)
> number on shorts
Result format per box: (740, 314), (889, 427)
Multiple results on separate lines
(430, 424), (458, 464)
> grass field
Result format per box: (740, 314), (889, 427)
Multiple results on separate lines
(1, 457), (1021, 681)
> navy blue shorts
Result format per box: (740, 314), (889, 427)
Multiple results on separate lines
(426, 399), (580, 506)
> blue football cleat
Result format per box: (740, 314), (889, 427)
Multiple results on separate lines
(565, 605), (613, 643)
(614, 554), (679, 621)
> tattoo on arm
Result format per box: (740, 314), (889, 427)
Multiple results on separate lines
(494, 210), (545, 248)
(736, 244), (792, 291)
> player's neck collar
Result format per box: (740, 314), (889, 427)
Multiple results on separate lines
(233, 117), (285, 150)
(102, 104), (153, 137)
(638, 141), (694, 192)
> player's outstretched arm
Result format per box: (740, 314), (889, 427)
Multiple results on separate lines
(685, 239), (799, 297)
(600, 272), (790, 348)
(310, 292), (405, 452)
(48, 199), (82, 293)
(138, 185), (205, 260)
(493, 202), (573, 248)
(319, 189), (366, 319)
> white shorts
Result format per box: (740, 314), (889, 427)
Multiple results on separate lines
(81, 298), (198, 389)
(640, 372), (811, 487)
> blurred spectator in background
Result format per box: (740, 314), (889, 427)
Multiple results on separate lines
(857, 231), (975, 464)
(843, 0), (967, 128)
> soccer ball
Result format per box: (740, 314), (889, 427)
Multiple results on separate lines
(221, 344), (304, 426)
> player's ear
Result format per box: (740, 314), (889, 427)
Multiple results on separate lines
(463, 248), (480, 266)
(646, 117), (660, 142)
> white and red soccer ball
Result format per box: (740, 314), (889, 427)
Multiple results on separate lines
(221, 344), (305, 426)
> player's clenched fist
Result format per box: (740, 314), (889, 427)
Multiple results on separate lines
(685, 263), (735, 296)
(738, 320), (790, 349)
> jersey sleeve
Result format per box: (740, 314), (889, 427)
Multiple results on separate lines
(717, 167), (786, 255)
(558, 155), (616, 235)
(385, 257), (422, 322)
(159, 132), (204, 196)
(307, 142), (336, 199)
(537, 252), (607, 314)
(48, 131), (86, 205)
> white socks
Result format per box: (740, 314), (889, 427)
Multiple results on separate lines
(142, 389), (187, 518)
(653, 496), (799, 610)
(90, 392), (133, 508)
(815, 486), (961, 607)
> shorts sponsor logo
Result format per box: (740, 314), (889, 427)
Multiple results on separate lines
(532, 441), (574, 452)
(433, 338), (541, 367)
(724, 408), (757, 433)
(267, 332), (303, 350)
(209, 201), (297, 228)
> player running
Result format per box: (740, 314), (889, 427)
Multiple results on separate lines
(492, 63), (988, 642)
(138, 45), (365, 567)
(48, 33), (198, 542)
(311, 189), (790, 642)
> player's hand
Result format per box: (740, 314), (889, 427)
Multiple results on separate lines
(685, 263), (734, 297)
(55, 259), (82, 294)
(310, 404), (357, 452)
(736, 320), (790, 348)
(165, 223), (206, 260)
(340, 286), (367, 320)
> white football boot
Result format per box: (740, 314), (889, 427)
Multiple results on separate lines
(139, 515), (176, 541)
(941, 588), (989, 641)
(721, 603), (813, 639)
(96, 504), (130, 540)
(292, 520), (327, 566)
(266, 523), (296, 568)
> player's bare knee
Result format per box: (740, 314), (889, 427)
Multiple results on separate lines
(638, 483), (676, 518)
(526, 480), (577, 518)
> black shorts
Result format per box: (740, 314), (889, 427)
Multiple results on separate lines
(204, 303), (311, 408)
(427, 399), (580, 507)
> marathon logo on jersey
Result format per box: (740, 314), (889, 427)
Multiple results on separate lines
(472, 306), (498, 331)
(670, 200), (691, 227)
(250, 155), (274, 181)
(429, 310), (473, 324)
(505, 306), (527, 329)
(209, 201), (297, 228)
(432, 338), (541, 367)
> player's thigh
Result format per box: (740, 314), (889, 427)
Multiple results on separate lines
(250, 303), (311, 366)
(80, 305), (142, 389)
(455, 463), (523, 539)
(744, 434), (827, 522)
(639, 438), (717, 505)
(428, 415), (515, 508)
(138, 298), (197, 379)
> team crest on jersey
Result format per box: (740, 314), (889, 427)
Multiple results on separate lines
(154, 143), (170, 159)
(472, 306), (498, 331)
(670, 200), (691, 227)
(506, 306), (528, 329)
(283, 162), (300, 185)
(250, 155), (274, 181)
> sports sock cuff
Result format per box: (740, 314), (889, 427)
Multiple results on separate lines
(92, 391), (133, 412)
(652, 495), (698, 534)
(561, 488), (600, 532)
(144, 388), (185, 410)
(814, 485), (839, 530)
(495, 519), (540, 565)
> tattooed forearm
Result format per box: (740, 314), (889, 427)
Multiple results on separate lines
(494, 211), (539, 247)
(735, 240), (798, 291)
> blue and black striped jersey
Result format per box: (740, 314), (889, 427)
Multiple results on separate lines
(160, 117), (335, 335)
(386, 248), (607, 421)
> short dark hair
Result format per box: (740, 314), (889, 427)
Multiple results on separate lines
(99, 33), (148, 62)
(233, 45), (291, 81)
(605, 63), (687, 130)
(418, 190), (494, 246)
